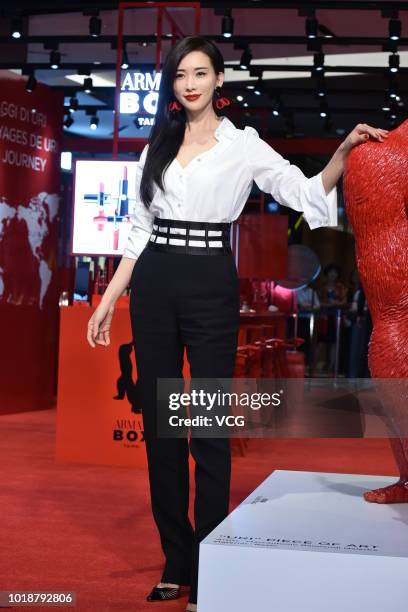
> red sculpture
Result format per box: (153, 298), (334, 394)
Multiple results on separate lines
(344, 118), (408, 503)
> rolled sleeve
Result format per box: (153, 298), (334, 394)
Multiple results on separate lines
(244, 126), (338, 230)
(122, 145), (155, 259)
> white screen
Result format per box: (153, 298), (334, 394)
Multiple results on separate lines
(72, 159), (140, 256)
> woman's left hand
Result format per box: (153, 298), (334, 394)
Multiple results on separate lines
(341, 123), (389, 153)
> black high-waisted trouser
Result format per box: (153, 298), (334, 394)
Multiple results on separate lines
(129, 219), (240, 604)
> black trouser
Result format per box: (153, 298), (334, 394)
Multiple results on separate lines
(129, 241), (240, 604)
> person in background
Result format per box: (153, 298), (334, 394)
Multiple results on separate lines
(340, 268), (360, 374)
(347, 285), (372, 378)
(316, 264), (347, 374)
(295, 283), (320, 372)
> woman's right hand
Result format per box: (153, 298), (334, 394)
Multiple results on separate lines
(87, 302), (115, 348)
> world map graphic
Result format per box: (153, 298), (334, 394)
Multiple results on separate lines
(0, 192), (59, 308)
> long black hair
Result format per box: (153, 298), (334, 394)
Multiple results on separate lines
(140, 35), (225, 209)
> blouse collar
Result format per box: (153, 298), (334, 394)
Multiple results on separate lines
(214, 116), (238, 142)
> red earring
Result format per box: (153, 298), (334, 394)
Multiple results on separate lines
(215, 96), (231, 109)
(214, 86), (231, 109)
(168, 100), (182, 112)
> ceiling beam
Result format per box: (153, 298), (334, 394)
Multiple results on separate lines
(2, 34), (408, 45)
(5, 62), (408, 73)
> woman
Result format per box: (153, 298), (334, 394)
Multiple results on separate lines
(86, 35), (388, 611)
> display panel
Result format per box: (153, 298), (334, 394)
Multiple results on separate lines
(71, 159), (140, 256)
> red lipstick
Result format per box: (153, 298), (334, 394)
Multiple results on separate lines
(184, 94), (201, 101)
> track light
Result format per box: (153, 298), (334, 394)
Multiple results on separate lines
(389, 19), (401, 41)
(69, 96), (78, 113)
(382, 95), (391, 112)
(50, 50), (60, 69)
(272, 100), (281, 117)
(89, 15), (102, 38)
(316, 76), (326, 97)
(254, 77), (263, 96)
(240, 47), (252, 70)
(83, 77), (93, 94)
(121, 46), (129, 70)
(90, 114), (99, 130)
(305, 18), (318, 39)
(222, 9), (234, 38)
(64, 115), (74, 128)
(26, 72), (37, 93)
(11, 17), (23, 39)
(318, 24), (335, 38)
(313, 52), (325, 72)
(319, 100), (329, 118)
(389, 53), (399, 73)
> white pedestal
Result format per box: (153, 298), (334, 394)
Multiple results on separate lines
(198, 471), (408, 612)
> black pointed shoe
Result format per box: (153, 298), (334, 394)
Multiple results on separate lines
(146, 585), (180, 602)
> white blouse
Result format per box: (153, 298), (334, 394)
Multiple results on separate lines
(123, 116), (338, 259)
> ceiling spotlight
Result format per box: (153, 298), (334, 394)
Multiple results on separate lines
(64, 115), (74, 129)
(313, 52), (325, 72)
(382, 101), (391, 112)
(90, 114), (99, 130)
(222, 9), (234, 38)
(254, 77), (264, 96)
(318, 24), (335, 38)
(69, 96), (78, 112)
(240, 47), (252, 70)
(319, 100), (329, 118)
(246, 84), (255, 90)
(89, 15), (102, 38)
(83, 77), (93, 94)
(121, 46), (129, 70)
(316, 76), (326, 97)
(26, 73), (37, 93)
(243, 102), (249, 108)
(11, 17), (23, 39)
(389, 19), (401, 41)
(389, 53), (399, 73)
(236, 95), (244, 102)
(272, 100), (281, 116)
(305, 18), (318, 39)
(50, 50), (61, 70)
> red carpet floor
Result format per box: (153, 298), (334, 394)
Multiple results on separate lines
(0, 408), (398, 611)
